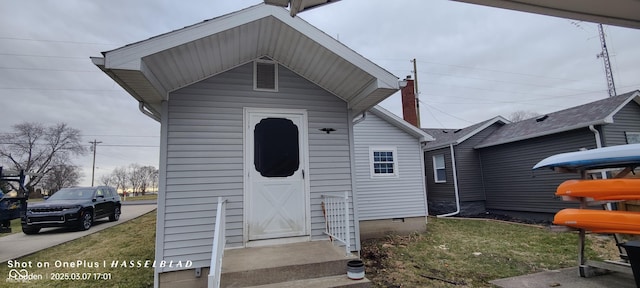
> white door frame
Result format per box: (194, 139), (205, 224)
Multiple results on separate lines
(243, 107), (311, 246)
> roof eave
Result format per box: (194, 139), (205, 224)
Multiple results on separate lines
(369, 106), (435, 141)
(474, 119), (612, 149)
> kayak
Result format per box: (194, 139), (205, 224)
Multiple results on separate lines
(553, 208), (640, 235)
(533, 143), (640, 170)
(556, 179), (640, 201)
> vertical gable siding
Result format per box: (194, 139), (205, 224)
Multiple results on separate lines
(424, 147), (454, 202)
(603, 102), (640, 146)
(353, 113), (426, 220)
(479, 129), (594, 214)
(162, 62), (354, 269)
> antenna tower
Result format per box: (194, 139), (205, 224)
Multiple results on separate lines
(596, 24), (616, 97)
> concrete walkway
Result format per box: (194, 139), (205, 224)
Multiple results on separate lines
(0, 204), (156, 263)
(491, 267), (636, 288)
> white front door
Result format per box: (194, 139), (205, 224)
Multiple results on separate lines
(246, 109), (308, 241)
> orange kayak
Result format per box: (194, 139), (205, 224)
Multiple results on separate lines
(556, 179), (640, 201)
(553, 209), (640, 235)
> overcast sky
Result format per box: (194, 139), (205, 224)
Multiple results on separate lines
(1, 0), (639, 186)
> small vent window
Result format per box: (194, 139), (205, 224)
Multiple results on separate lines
(254, 60), (278, 91)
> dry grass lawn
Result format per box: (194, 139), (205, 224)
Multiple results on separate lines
(361, 217), (620, 288)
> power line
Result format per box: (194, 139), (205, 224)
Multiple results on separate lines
(0, 36), (114, 46)
(420, 99), (474, 125)
(0, 66), (100, 73)
(0, 52), (87, 59)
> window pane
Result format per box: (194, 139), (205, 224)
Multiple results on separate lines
(434, 155), (445, 167)
(254, 118), (299, 177)
(436, 169), (446, 181)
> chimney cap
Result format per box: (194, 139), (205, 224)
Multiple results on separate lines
(405, 75), (412, 80)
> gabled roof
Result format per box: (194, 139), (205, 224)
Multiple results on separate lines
(91, 4), (398, 120)
(475, 90), (640, 148)
(422, 116), (510, 150)
(368, 106), (435, 142)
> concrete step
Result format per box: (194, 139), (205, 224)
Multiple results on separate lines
(220, 241), (360, 287)
(247, 275), (372, 288)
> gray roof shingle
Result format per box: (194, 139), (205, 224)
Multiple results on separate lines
(475, 90), (640, 148)
(423, 116), (509, 150)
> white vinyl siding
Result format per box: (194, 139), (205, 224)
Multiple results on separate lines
(433, 154), (446, 183)
(354, 112), (427, 220)
(159, 62), (357, 272)
(369, 147), (397, 177)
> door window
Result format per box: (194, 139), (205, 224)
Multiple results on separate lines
(254, 118), (299, 177)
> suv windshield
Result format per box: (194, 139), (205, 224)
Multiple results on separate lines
(48, 188), (94, 200)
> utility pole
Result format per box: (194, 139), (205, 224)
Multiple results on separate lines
(411, 58), (421, 127)
(89, 140), (102, 186)
(597, 24), (616, 98)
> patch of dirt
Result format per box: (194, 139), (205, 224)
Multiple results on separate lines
(361, 234), (423, 288)
(460, 212), (552, 226)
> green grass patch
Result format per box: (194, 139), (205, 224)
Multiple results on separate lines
(123, 194), (158, 201)
(362, 217), (617, 288)
(0, 211), (156, 287)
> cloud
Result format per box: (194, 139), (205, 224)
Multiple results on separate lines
(0, 0), (638, 185)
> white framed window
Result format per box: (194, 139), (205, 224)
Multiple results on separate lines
(626, 132), (640, 144)
(433, 154), (446, 183)
(254, 59), (278, 92)
(370, 147), (397, 178)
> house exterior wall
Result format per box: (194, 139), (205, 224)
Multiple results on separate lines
(157, 62), (357, 272)
(478, 128), (596, 216)
(424, 147), (454, 214)
(423, 123), (503, 215)
(353, 112), (427, 220)
(602, 101), (640, 146)
(453, 123), (503, 215)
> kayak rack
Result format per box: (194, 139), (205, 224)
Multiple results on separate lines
(574, 167), (634, 278)
(533, 144), (640, 282)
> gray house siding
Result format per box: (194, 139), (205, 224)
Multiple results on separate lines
(452, 123), (503, 215)
(479, 128), (597, 218)
(160, 62), (357, 270)
(423, 123), (503, 215)
(602, 101), (640, 146)
(424, 147), (454, 214)
(354, 112), (427, 220)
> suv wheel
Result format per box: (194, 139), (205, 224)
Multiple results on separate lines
(109, 206), (121, 222)
(22, 225), (41, 235)
(78, 210), (93, 231)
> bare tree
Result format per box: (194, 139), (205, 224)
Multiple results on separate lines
(137, 165), (158, 195)
(99, 174), (114, 187)
(0, 122), (86, 191)
(41, 164), (82, 194)
(508, 110), (540, 122)
(112, 167), (128, 196)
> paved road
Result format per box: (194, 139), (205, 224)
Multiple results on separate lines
(0, 204), (157, 263)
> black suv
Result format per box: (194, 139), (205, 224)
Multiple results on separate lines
(22, 186), (121, 234)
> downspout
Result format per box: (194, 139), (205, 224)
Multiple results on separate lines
(589, 125), (608, 180)
(589, 125), (603, 148)
(437, 143), (461, 217)
(139, 101), (161, 122)
(352, 112), (366, 125)
(590, 125), (611, 213)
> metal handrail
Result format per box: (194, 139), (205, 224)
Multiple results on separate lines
(208, 197), (227, 288)
(321, 191), (351, 256)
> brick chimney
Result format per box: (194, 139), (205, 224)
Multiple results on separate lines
(401, 76), (419, 127)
